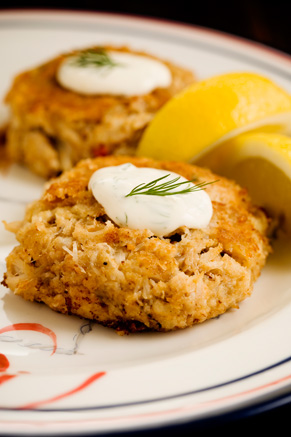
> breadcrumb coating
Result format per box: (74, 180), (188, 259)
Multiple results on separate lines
(2, 156), (271, 333)
(4, 46), (195, 178)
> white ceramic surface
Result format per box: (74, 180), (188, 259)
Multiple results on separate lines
(0, 10), (291, 436)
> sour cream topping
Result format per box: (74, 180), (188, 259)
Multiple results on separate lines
(57, 51), (172, 96)
(89, 163), (213, 237)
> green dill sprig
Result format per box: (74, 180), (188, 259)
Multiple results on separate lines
(125, 174), (217, 197)
(73, 49), (119, 69)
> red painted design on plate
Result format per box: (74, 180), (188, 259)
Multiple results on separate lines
(0, 323), (58, 389)
(19, 371), (106, 409)
(0, 353), (16, 386)
(0, 374), (17, 386)
(0, 353), (9, 372)
(0, 322), (106, 409)
(0, 323), (57, 355)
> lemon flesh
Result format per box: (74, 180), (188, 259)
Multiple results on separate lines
(137, 72), (291, 162)
(198, 132), (291, 237)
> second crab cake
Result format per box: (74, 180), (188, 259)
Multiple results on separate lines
(2, 156), (271, 334)
(4, 45), (195, 178)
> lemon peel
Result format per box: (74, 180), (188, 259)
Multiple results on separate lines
(199, 132), (291, 237)
(137, 72), (291, 162)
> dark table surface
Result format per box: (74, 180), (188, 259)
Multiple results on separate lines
(0, 1), (291, 436)
(1, 0), (291, 56)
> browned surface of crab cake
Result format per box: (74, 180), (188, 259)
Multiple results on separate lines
(4, 46), (195, 179)
(2, 156), (271, 333)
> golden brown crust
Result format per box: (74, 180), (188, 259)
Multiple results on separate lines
(2, 156), (271, 333)
(4, 46), (195, 178)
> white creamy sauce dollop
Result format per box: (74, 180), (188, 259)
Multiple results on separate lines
(57, 51), (172, 96)
(89, 163), (213, 237)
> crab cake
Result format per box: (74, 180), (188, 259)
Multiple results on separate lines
(4, 46), (195, 179)
(2, 156), (270, 333)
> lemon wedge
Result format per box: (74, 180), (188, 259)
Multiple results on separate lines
(198, 132), (291, 237)
(137, 72), (291, 162)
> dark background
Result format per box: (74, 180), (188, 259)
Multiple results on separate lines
(0, 1), (291, 436)
(1, 0), (291, 55)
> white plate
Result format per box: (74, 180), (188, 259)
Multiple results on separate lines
(0, 10), (291, 436)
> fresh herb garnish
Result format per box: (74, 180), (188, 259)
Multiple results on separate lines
(125, 174), (217, 197)
(73, 49), (119, 69)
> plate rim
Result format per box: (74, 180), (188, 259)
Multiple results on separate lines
(0, 8), (290, 65)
